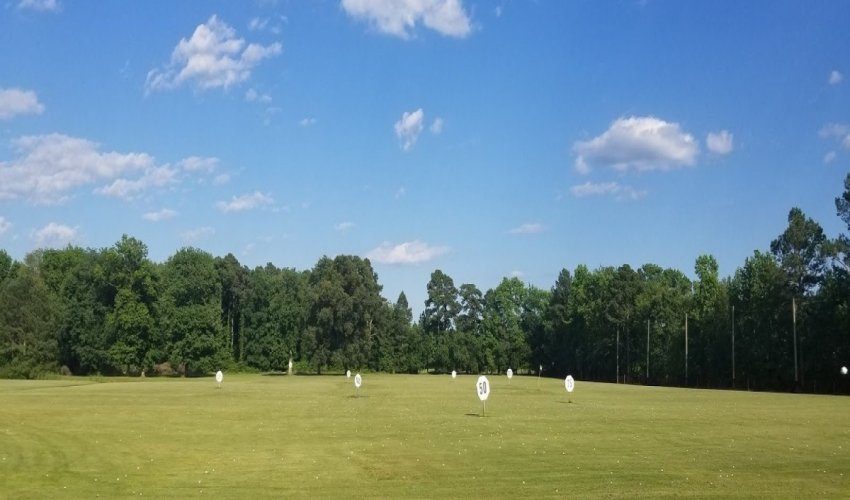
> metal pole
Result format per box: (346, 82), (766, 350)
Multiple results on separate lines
(646, 318), (650, 383)
(685, 313), (688, 385)
(793, 297), (798, 389)
(616, 326), (620, 384)
(731, 305), (735, 388)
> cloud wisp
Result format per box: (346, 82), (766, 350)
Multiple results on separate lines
(395, 108), (425, 151)
(366, 240), (449, 264)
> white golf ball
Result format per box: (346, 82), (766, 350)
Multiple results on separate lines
(842, 366), (848, 375)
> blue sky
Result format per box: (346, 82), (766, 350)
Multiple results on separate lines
(1, 0), (849, 314)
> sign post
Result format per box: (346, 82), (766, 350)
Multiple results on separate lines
(476, 375), (490, 416)
(564, 375), (575, 403)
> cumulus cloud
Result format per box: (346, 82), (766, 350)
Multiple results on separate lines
(0, 134), (219, 203)
(216, 191), (274, 212)
(32, 222), (78, 248)
(342, 0), (472, 39)
(17, 0), (59, 12)
(181, 226), (214, 243)
(829, 70), (843, 85)
(430, 117), (444, 134)
(145, 15), (282, 93)
(573, 116), (699, 173)
(0, 134), (154, 204)
(366, 240), (449, 264)
(706, 130), (734, 155)
(0, 88), (45, 120)
(143, 208), (177, 222)
(335, 221), (355, 232)
(96, 165), (178, 199)
(395, 108), (425, 151)
(178, 156), (220, 173)
(570, 181), (646, 201)
(509, 223), (544, 235)
(0, 216), (10, 237)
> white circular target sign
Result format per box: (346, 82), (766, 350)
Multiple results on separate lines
(451, 370), (457, 379)
(215, 370), (223, 384)
(354, 373), (362, 388)
(507, 368), (513, 380)
(476, 375), (490, 401)
(346, 370), (351, 379)
(565, 375), (575, 393)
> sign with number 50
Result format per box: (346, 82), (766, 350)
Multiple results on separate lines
(476, 375), (490, 401)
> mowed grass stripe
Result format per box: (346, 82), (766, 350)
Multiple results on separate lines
(1, 375), (848, 498)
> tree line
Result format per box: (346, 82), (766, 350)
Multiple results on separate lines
(1, 173), (849, 394)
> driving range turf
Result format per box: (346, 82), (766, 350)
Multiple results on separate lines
(1, 374), (848, 498)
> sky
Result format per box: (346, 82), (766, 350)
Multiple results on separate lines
(1, 0), (849, 315)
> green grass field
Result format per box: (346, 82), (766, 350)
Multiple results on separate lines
(1, 374), (848, 498)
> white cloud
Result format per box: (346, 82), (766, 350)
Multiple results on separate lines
(96, 165), (178, 200)
(143, 208), (177, 222)
(366, 240), (449, 264)
(0, 134), (154, 204)
(245, 88), (272, 103)
(395, 186), (406, 199)
(216, 191), (274, 212)
(299, 117), (317, 127)
(573, 116), (699, 173)
(0, 216), (10, 237)
(248, 17), (270, 31)
(335, 221), (355, 232)
(395, 108), (425, 151)
(570, 181), (646, 201)
(819, 123), (850, 151)
(213, 173), (231, 185)
(32, 222), (78, 248)
(0, 88), (45, 120)
(430, 117), (444, 134)
(342, 0), (472, 39)
(181, 226), (214, 243)
(510, 270), (524, 278)
(820, 123), (849, 139)
(17, 0), (59, 12)
(509, 223), (544, 235)
(829, 70), (843, 85)
(145, 15), (282, 93)
(178, 156), (220, 173)
(824, 151), (837, 164)
(706, 130), (734, 155)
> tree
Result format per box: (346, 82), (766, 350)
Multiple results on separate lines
(544, 268), (573, 376)
(304, 256), (384, 373)
(770, 207), (828, 297)
(0, 265), (59, 378)
(420, 270), (460, 371)
(730, 251), (791, 391)
(691, 255), (730, 387)
(158, 247), (226, 376)
(216, 253), (248, 362)
(0, 249), (13, 284)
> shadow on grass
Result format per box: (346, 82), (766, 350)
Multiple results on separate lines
(347, 395), (369, 399)
(464, 413), (489, 417)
